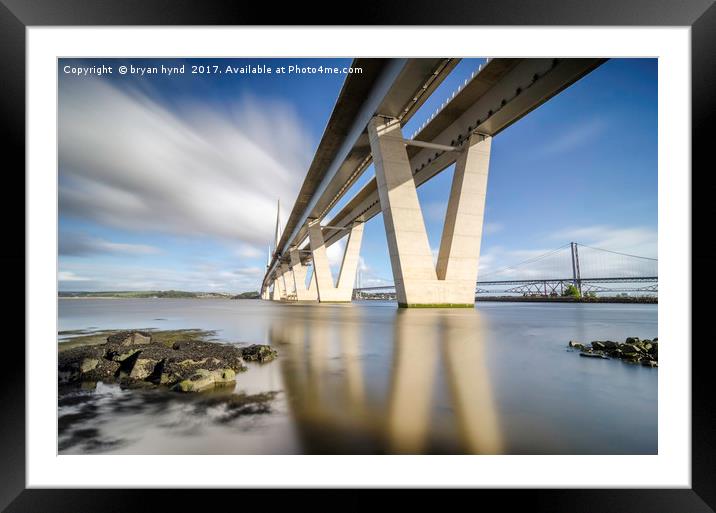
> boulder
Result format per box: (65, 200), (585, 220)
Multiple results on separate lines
(642, 360), (658, 368)
(107, 331), (152, 347)
(591, 341), (606, 351)
(216, 368), (236, 384)
(569, 341), (585, 350)
(81, 358), (120, 382)
(603, 341), (619, 350)
(625, 337), (640, 345)
(242, 344), (278, 363)
(128, 358), (160, 380)
(173, 368), (236, 393)
(106, 347), (142, 362)
(621, 344), (642, 354)
(80, 358), (99, 373)
(580, 351), (608, 359)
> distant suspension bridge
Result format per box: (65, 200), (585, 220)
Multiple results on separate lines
(354, 242), (658, 297)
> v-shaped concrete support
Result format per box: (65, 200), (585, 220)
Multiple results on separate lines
(307, 220), (365, 303)
(289, 247), (318, 301)
(367, 116), (491, 307)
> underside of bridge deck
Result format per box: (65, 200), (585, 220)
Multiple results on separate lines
(260, 58), (607, 307)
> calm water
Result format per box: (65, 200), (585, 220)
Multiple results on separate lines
(58, 299), (657, 455)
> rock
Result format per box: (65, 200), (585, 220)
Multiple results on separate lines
(80, 358), (99, 373)
(653, 337), (658, 342)
(567, 336), (657, 366)
(621, 343), (642, 354)
(81, 359), (120, 382)
(216, 368), (236, 385)
(174, 369), (214, 392)
(173, 368), (236, 393)
(59, 348), (120, 384)
(106, 347), (142, 362)
(107, 331), (152, 347)
(128, 358), (160, 380)
(59, 329), (265, 389)
(242, 344), (278, 363)
(580, 351), (609, 359)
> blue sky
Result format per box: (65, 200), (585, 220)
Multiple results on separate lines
(58, 58), (657, 292)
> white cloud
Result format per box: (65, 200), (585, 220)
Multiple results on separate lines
(58, 271), (91, 282)
(58, 261), (265, 293)
(60, 232), (160, 256)
(59, 79), (311, 248)
(478, 225), (657, 281)
(551, 225), (657, 259)
(233, 244), (264, 259)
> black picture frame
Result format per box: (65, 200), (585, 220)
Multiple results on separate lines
(2, 1), (712, 510)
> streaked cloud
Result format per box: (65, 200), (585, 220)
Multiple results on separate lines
(478, 225), (657, 281)
(60, 232), (160, 256)
(58, 270), (91, 282)
(59, 78), (311, 248)
(58, 261), (265, 292)
(551, 225), (657, 259)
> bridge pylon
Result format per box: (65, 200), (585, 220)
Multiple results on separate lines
(289, 246), (318, 301)
(367, 116), (491, 307)
(307, 219), (365, 303)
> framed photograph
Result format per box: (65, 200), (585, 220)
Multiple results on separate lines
(4, 0), (712, 510)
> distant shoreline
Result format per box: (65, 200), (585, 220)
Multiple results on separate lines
(59, 290), (259, 300)
(474, 296), (657, 304)
(58, 296), (247, 300)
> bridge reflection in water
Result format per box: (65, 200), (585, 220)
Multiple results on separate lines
(269, 306), (502, 454)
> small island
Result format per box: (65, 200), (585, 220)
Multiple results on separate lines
(568, 336), (658, 367)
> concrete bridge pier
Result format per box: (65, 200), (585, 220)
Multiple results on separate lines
(279, 264), (293, 301)
(278, 264), (291, 300)
(272, 276), (284, 301)
(307, 219), (365, 303)
(290, 247), (318, 301)
(367, 116), (491, 307)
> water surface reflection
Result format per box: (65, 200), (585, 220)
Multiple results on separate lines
(58, 299), (657, 454)
(275, 307), (505, 454)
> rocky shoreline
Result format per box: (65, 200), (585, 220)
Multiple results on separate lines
(568, 337), (658, 367)
(59, 329), (278, 392)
